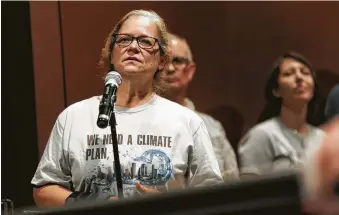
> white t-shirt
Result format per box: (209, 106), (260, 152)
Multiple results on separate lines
(31, 94), (223, 198)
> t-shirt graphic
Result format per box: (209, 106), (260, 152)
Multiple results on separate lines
(80, 147), (173, 197)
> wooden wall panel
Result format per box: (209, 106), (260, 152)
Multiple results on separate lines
(30, 1), (339, 156)
(30, 1), (66, 156)
(59, 2), (339, 129)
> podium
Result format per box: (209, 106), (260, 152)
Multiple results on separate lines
(18, 171), (305, 215)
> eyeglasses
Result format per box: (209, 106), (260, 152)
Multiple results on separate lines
(114, 34), (160, 49)
(170, 56), (190, 69)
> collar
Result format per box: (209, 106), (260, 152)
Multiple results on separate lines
(184, 98), (196, 111)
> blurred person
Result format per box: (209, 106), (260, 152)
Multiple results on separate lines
(31, 10), (222, 208)
(162, 33), (238, 181)
(325, 84), (339, 121)
(303, 117), (339, 215)
(238, 51), (325, 177)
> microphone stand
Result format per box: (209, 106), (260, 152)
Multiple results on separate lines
(185, 145), (193, 188)
(109, 92), (124, 199)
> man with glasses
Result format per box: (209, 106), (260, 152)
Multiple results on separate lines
(162, 33), (239, 181)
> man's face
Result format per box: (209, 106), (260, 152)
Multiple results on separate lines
(163, 37), (195, 90)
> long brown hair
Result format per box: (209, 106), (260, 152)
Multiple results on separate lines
(257, 51), (321, 125)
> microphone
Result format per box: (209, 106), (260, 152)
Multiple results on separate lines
(97, 71), (122, 128)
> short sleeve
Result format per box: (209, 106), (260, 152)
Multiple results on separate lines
(238, 128), (274, 175)
(31, 110), (72, 190)
(189, 122), (224, 186)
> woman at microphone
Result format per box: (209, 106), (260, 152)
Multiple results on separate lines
(31, 9), (223, 207)
(238, 51), (325, 177)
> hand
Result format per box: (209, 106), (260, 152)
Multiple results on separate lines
(108, 196), (119, 200)
(136, 181), (160, 194)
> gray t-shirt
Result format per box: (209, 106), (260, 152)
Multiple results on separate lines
(238, 117), (325, 175)
(32, 94), (223, 198)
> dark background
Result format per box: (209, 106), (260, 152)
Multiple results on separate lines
(2, 1), (339, 208)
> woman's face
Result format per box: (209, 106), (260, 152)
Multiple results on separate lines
(111, 15), (164, 79)
(274, 58), (315, 105)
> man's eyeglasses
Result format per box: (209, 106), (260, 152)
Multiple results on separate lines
(114, 34), (160, 49)
(170, 56), (190, 69)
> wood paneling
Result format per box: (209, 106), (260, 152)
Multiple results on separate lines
(30, 2), (66, 156)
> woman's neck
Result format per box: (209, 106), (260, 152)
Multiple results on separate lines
(115, 78), (154, 108)
(280, 103), (309, 134)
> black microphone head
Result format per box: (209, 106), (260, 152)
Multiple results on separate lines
(105, 71), (122, 87)
(97, 118), (109, 129)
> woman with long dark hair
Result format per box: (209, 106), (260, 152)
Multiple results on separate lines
(238, 52), (325, 177)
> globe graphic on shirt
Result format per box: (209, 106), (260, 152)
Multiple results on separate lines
(131, 149), (173, 185)
(82, 149), (173, 196)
